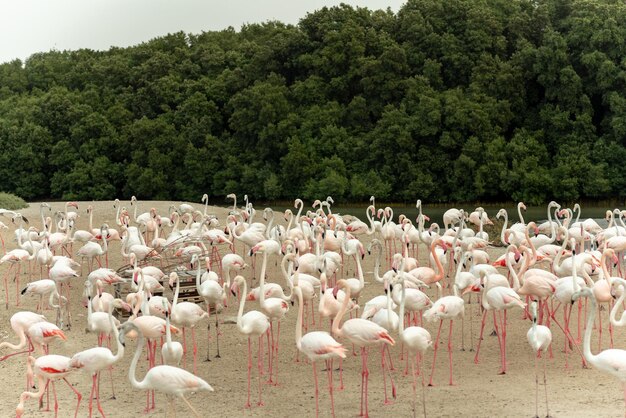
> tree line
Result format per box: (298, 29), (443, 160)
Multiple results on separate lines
(0, 0), (624, 205)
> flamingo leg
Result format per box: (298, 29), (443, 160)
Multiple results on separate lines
(191, 327), (197, 375)
(51, 380), (58, 416)
(245, 337), (252, 409)
(474, 309), (488, 364)
(179, 395), (201, 418)
(4, 264), (13, 309)
(63, 377), (82, 418)
(257, 335), (264, 406)
(543, 356), (550, 417)
(534, 351), (539, 418)
(273, 320), (281, 385)
(326, 359), (335, 418)
(448, 320), (455, 385)
(215, 312), (221, 359)
(88, 374), (96, 417)
(428, 320), (444, 386)
(313, 360), (319, 418)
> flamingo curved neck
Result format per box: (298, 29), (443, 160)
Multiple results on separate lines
(331, 283), (351, 338)
(236, 279), (248, 331)
(294, 287), (303, 351)
(500, 211), (508, 244)
(128, 327), (147, 390)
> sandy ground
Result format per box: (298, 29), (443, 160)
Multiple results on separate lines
(0, 200), (624, 418)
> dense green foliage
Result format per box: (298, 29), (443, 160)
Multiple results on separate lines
(0, 192), (28, 210)
(0, 0), (625, 204)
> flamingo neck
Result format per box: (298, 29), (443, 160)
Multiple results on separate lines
(294, 287), (303, 351)
(331, 283), (351, 339)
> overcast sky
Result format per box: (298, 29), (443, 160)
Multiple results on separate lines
(0, 0), (406, 64)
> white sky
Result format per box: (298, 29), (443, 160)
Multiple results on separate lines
(0, 0), (406, 64)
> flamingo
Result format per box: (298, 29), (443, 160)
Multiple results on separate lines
(15, 354), (82, 418)
(21, 279), (57, 312)
(423, 283), (464, 386)
(161, 298), (183, 367)
(395, 274), (432, 418)
(26, 321), (67, 354)
(527, 301), (552, 418)
(573, 287), (626, 416)
(169, 272), (209, 374)
(77, 224), (109, 272)
(69, 302), (124, 417)
(293, 284), (346, 418)
(231, 275), (270, 408)
(120, 322), (213, 417)
(194, 255), (227, 360)
(332, 279), (395, 418)
(474, 271), (526, 374)
(0, 311), (47, 361)
(1, 246), (33, 308)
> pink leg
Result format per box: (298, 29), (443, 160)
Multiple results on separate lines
(4, 264), (13, 309)
(448, 320), (455, 385)
(63, 377), (82, 418)
(338, 358), (344, 390)
(428, 320), (444, 386)
(493, 311), (504, 374)
(88, 374), (96, 417)
(273, 320), (281, 385)
(266, 326), (273, 382)
(95, 372), (105, 417)
(245, 337), (252, 408)
(363, 347), (370, 417)
(182, 327), (187, 369)
(192, 327), (197, 375)
(474, 309), (488, 364)
(52, 380), (58, 416)
(313, 361), (319, 418)
(326, 359), (335, 417)
(381, 346), (390, 404)
(257, 336), (264, 406)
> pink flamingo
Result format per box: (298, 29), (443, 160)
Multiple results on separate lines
(194, 255), (227, 360)
(254, 243), (289, 385)
(77, 224), (109, 273)
(573, 287), (626, 415)
(332, 279), (395, 418)
(1, 247), (33, 308)
(121, 322), (213, 417)
(396, 274), (432, 417)
(169, 272), (209, 374)
(231, 275), (270, 408)
(423, 283), (464, 386)
(405, 238), (447, 288)
(69, 302), (124, 417)
(527, 301), (552, 418)
(0, 311), (47, 362)
(293, 284), (346, 418)
(474, 271), (525, 374)
(15, 354), (82, 418)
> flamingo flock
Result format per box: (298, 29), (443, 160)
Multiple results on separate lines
(3, 197), (626, 417)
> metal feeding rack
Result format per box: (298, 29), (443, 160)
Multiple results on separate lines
(113, 245), (225, 319)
